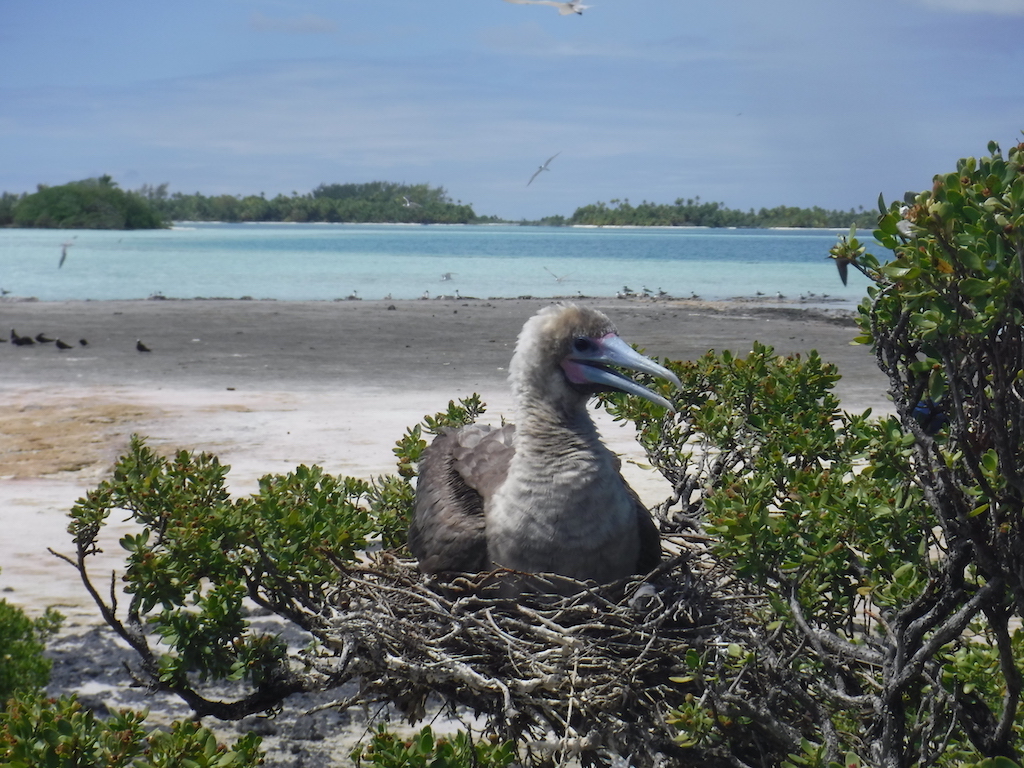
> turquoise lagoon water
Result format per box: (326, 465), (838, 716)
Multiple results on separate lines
(0, 223), (869, 306)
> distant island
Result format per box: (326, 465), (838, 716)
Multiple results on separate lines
(141, 181), (484, 226)
(0, 176), (878, 230)
(539, 196), (876, 229)
(1, 176), (165, 230)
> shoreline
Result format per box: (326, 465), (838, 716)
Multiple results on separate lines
(0, 292), (859, 311)
(0, 296), (870, 388)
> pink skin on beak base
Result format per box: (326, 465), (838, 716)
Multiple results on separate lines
(560, 333), (679, 411)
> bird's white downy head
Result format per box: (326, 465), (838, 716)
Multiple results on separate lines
(509, 303), (678, 418)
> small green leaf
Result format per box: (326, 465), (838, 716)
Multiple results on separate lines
(878, 214), (898, 236)
(960, 277), (992, 297)
(881, 262), (918, 280)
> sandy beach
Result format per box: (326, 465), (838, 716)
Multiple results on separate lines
(1, 296), (890, 621)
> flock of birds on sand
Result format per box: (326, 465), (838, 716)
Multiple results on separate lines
(7, 329), (83, 349)
(7, 329), (87, 350)
(4, 329), (151, 353)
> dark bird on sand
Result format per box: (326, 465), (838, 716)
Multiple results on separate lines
(35, 333), (55, 343)
(11, 329), (34, 346)
(136, 339), (151, 352)
(55, 339), (73, 350)
(79, 339), (88, 346)
(409, 303), (679, 593)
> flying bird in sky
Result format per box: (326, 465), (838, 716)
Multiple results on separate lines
(527, 152), (561, 186)
(502, 0), (591, 14)
(409, 303), (678, 593)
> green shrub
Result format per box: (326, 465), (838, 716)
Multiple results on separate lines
(0, 694), (262, 768)
(13, 176), (164, 229)
(0, 588), (62, 708)
(606, 135), (1024, 765)
(351, 725), (515, 768)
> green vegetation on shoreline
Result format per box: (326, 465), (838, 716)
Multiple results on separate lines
(136, 181), (484, 225)
(1, 176), (877, 229)
(545, 195), (877, 228)
(1, 176), (165, 230)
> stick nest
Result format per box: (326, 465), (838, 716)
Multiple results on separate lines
(305, 533), (757, 767)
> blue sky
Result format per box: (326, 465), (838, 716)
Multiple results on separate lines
(1, 0), (1022, 220)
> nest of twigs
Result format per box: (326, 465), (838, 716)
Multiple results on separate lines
(303, 532), (758, 768)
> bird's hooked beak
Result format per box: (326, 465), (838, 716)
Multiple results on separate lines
(561, 333), (681, 411)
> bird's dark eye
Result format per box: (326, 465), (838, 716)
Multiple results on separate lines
(572, 337), (594, 353)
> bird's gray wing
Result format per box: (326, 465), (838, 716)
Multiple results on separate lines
(634, 495), (663, 574)
(409, 423), (515, 574)
(450, 423), (515, 498)
(613, 455), (662, 574)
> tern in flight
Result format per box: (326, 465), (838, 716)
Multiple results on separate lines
(58, 237), (77, 268)
(527, 152), (561, 186)
(502, 0), (591, 14)
(543, 266), (572, 283)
